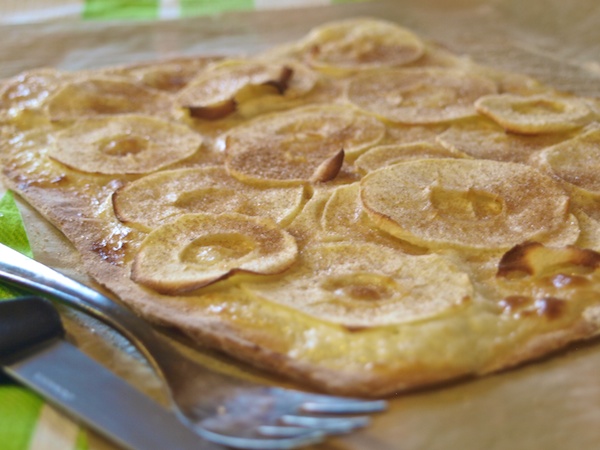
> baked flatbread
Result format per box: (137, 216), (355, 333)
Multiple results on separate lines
(2, 18), (600, 397)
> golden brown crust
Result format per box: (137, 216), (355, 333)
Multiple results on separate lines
(480, 318), (598, 376)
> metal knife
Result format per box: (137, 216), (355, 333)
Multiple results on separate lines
(0, 296), (220, 450)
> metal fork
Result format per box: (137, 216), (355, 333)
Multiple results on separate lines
(0, 242), (386, 449)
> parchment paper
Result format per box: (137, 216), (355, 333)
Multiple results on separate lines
(1, 1), (600, 448)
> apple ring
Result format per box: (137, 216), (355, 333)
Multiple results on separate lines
(475, 93), (592, 134)
(113, 166), (305, 231)
(347, 68), (497, 124)
(225, 105), (384, 185)
(132, 213), (298, 294)
(360, 158), (578, 250)
(50, 114), (202, 174)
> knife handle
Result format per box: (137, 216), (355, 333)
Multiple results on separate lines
(0, 296), (65, 359)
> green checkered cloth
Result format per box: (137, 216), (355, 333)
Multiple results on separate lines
(83, 0), (369, 20)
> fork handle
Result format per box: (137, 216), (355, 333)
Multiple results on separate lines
(0, 296), (64, 359)
(0, 242), (172, 378)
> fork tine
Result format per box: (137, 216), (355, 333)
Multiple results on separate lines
(258, 425), (322, 437)
(281, 414), (371, 433)
(301, 398), (388, 414)
(267, 388), (388, 414)
(198, 428), (325, 450)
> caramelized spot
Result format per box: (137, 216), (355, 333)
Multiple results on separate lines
(503, 295), (566, 319)
(566, 245), (600, 269)
(498, 243), (600, 279)
(261, 66), (294, 95)
(534, 297), (566, 320)
(497, 241), (542, 278)
(186, 99), (237, 120)
(499, 295), (532, 312)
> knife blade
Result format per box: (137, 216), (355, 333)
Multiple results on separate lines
(0, 296), (220, 450)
